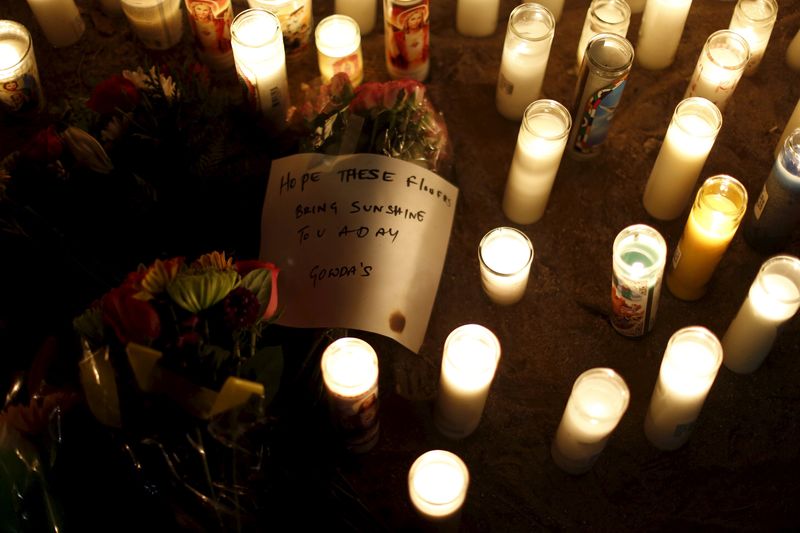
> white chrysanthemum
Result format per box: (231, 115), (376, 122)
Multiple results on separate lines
(123, 66), (178, 102)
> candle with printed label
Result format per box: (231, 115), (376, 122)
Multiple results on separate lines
(185, 0), (234, 71)
(728, 0), (777, 76)
(0, 20), (43, 115)
(25, 0), (85, 47)
(684, 30), (750, 112)
(384, 0), (431, 81)
(335, 0), (376, 35)
(456, 0), (500, 37)
(576, 0), (631, 71)
(315, 15), (363, 86)
(121, 0), (183, 50)
(408, 450), (469, 528)
(248, 0), (313, 57)
(636, 0), (692, 70)
(478, 227), (534, 305)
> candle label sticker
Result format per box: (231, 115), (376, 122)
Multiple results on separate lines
(260, 153), (459, 353)
(610, 273), (657, 337)
(497, 72), (513, 96)
(385, 0), (430, 78)
(329, 386), (380, 452)
(0, 72), (41, 113)
(672, 242), (683, 270)
(573, 78), (627, 155)
(753, 185), (768, 220)
(186, 0), (233, 68)
(275, 0), (313, 56)
(332, 53), (362, 82)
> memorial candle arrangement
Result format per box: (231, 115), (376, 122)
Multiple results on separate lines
(320, 337), (380, 453)
(576, 0), (631, 70)
(774, 97), (800, 158)
(315, 15), (364, 86)
(384, 0), (431, 81)
(684, 30), (750, 112)
(787, 28), (800, 72)
(121, 0), (184, 50)
(478, 227), (534, 306)
(408, 450), (469, 527)
(551, 368), (630, 475)
(642, 97), (723, 221)
(722, 256), (800, 374)
(728, 0), (778, 76)
(335, 0), (376, 35)
(636, 0), (692, 70)
(666, 175), (747, 301)
(495, 3), (555, 121)
(0, 20), (43, 115)
(247, 0), (313, 57)
(25, 0), (85, 48)
(456, 0), (500, 38)
(610, 224), (667, 338)
(185, 0), (234, 71)
(434, 325), (501, 439)
(502, 99), (571, 224)
(644, 326), (723, 450)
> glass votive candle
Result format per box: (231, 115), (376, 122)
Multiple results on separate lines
(320, 337), (380, 453)
(635, 0), (692, 70)
(722, 255), (800, 374)
(684, 30), (750, 112)
(0, 20), (44, 115)
(247, 0), (313, 57)
(576, 0), (631, 70)
(408, 450), (469, 527)
(434, 325), (501, 439)
(383, 0), (431, 81)
(121, 0), (184, 50)
(643, 97), (724, 221)
(611, 224), (667, 337)
(478, 227), (534, 306)
(551, 368), (630, 475)
(315, 14), (363, 86)
(728, 0), (778, 76)
(185, 0), (235, 71)
(644, 326), (723, 451)
(25, 0), (85, 48)
(335, 0), (376, 35)
(456, 0), (499, 38)
(502, 99), (571, 225)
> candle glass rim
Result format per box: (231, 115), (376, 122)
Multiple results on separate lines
(673, 97), (723, 139)
(570, 367), (630, 422)
(315, 14), (361, 57)
(694, 174), (748, 225)
(755, 255), (800, 305)
(0, 20), (32, 77)
(408, 449), (470, 511)
(703, 30), (751, 71)
(612, 224), (667, 279)
(508, 3), (555, 43)
(781, 128), (800, 170)
(586, 32), (634, 76)
(733, 0), (778, 26)
(589, 0), (631, 26)
(320, 337), (379, 397)
(443, 324), (501, 376)
(521, 99), (572, 141)
(662, 326), (723, 378)
(479, 227), (534, 278)
(231, 8), (282, 49)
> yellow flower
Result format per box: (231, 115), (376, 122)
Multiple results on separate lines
(140, 257), (184, 297)
(193, 251), (234, 271)
(167, 269), (240, 314)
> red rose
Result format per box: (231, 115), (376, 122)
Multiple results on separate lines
(87, 74), (140, 115)
(236, 260), (280, 320)
(102, 285), (161, 345)
(20, 125), (63, 162)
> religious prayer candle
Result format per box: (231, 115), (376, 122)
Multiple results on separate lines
(576, 0), (631, 71)
(611, 224), (667, 337)
(525, 0), (563, 22)
(787, 28), (800, 71)
(551, 368), (630, 475)
(568, 33), (634, 159)
(121, 0), (184, 50)
(315, 15), (363, 86)
(25, 0), (85, 48)
(434, 324), (501, 439)
(635, 0), (692, 70)
(335, 0), (376, 35)
(478, 227), (534, 306)
(643, 97), (723, 221)
(502, 99), (571, 224)
(456, 0), (499, 38)
(684, 30), (750, 112)
(666, 175), (747, 301)
(408, 450), (469, 527)
(774, 97), (800, 158)
(722, 255), (800, 374)
(728, 0), (778, 76)
(247, 0), (313, 57)
(320, 337), (380, 452)
(495, 3), (555, 121)
(231, 8), (290, 130)
(185, 0), (234, 71)
(644, 326), (722, 451)
(384, 0), (431, 81)
(0, 20), (43, 115)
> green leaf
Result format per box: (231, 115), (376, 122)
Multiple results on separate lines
(240, 268), (271, 319)
(240, 345), (283, 406)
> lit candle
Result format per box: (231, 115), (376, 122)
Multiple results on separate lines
(478, 227), (534, 306)
(0, 20), (44, 115)
(551, 368), (630, 475)
(320, 337), (380, 453)
(434, 324), (501, 439)
(643, 97), (723, 220)
(644, 326), (723, 450)
(728, 0), (778, 76)
(121, 0), (184, 50)
(722, 256), (800, 374)
(635, 0), (692, 70)
(576, 0), (631, 71)
(684, 30), (750, 112)
(185, 0), (234, 72)
(666, 175), (747, 301)
(787, 28), (800, 72)
(384, 0), (431, 81)
(502, 99), (571, 224)
(495, 3), (555, 121)
(231, 8), (290, 130)
(611, 224), (667, 337)
(335, 0), (376, 35)
(525, 0), (563, 22)
(456, 0), (500, 38)
(408, 450), (469, 528)
(774, 97), (800, 158)
(315, 15), (363, 86)
(25, 0), (85, 48)
(247, 0), (314, 57)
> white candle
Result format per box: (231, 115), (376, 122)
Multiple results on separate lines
(25, 0), (85, 48)
(231, 8), (290, 130)
(248, 0), (313, 57)
(684, 30), (750, 112)
(502, 99), (571, 224)
(635, 0), (692, 70)
(643, 97), (723, 220)
(551, 368), (630, 475)
(320, 337), (380, 452)
(0, 20), (43, 114)
(315, 15), (363, 86)
(478, 227), (534, 306)
(644, 326), (723, 450)
(408, 450), (469, 527)
(434, 324), (501, 439)
(576, 0), (631, 70)
(335, 0), (376, 35)
(495, 3), (555, 121)
(722, 256), (800, 374)
(787, 28), (800, 72)
(525, 0), (563, 22)
(121, 0), (184, 50)
(775, 96), (800, 158)
(456, 0), (500, 38)
(728, 0), (778, 76)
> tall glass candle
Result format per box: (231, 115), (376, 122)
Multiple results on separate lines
(787, 28), (800, 72)
(408, 450), (469, 527)
(25, 0), (85, 48)
(434, 324), (501, 439)
(0, 20), (43, 115)
(335, 0), (376, 35)
(121, 0), (184, 50)
(315, 15), (363, 86)
(320, 337), (380, 453)
(502, 99), (571, 224)
(384, 0), (430, 81)
(456, 0), (499, 38)
(642, 97), (723, 220)
(728, 0), (777, 76)
(231, 8), (290, 130)
(666, 175), (748, 301)
(644, 326), (723, 450)
(478, 227), (534, 306)
(611, 224), (667, 337)
(722, 256), (800, 374)
(684, 30), (750, 112)
(247, 0), (313, 57)
(774, 97), (800, 158)
(576, 0), (631, 71)
(551, 368), (630, 475)
(185, 0), (234, 71)
(495, 3), (555, 121)
(635, 0), (692, 70)
(525, 0), (563, 22)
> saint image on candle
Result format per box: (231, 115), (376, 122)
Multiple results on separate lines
(408, 450), (469, 526)
(0, 20), (44, 114)
(478, 227), (534, 306)
(186, 0), (234, 71)
(384, 0), (430, 81)
(684, 30), (750, 112)
(315, 15), (363, 86)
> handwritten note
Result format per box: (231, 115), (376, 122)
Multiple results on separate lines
(260, 153), (459, 353)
